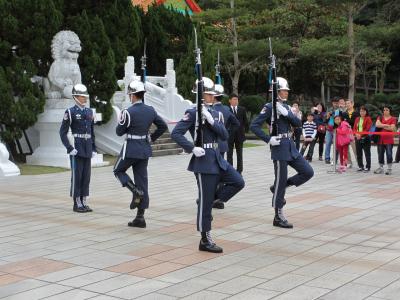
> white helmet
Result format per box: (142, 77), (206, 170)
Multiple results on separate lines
(72, 84), (89, 97)
(277, 77), (290, 91)
(127, 80), (146, 95)
(192, 77), (216, 95)
(214, 84), (225, 97)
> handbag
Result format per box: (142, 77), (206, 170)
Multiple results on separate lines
(317, 124), (326, 134)
(370, 123), (381, 144)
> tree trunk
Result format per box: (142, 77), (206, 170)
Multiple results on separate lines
(348, 5), (356, 102)
(362, 55), (369, 100)
(379, 62), (388, 93)
(321, 80), (325, 104)
(230, 0), (240, 95)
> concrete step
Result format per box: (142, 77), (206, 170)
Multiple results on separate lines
(151, 143), (181, 151)
(152, 148), (183, 157)
(152, 137), (174, 145)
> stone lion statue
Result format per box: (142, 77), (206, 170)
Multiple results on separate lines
(44, 30), (82, 99)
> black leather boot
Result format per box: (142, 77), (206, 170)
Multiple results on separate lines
(128, 209), (146, 228)
(212, 199), (224, 209)
(126, 180), (144, 210)
(273, 208), (293, 229)
(199, 232), (223, 253)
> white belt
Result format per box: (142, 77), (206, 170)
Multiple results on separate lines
(277, 133), (292, 138)
(73, 133), (91, 139)
(203, 143), (218, 149)
(127, 134), (147, 140)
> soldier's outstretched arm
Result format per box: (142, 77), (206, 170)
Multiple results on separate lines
(286, 110), (302, 128)
(171, 110), (195, 153)
(59, 109), (74, 153)
(151, 112), (168, 142)
(116, 109), (129, 136)
(250, 105), (272, 143)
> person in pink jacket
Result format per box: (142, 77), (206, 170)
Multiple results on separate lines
(335, 115), (353, 172)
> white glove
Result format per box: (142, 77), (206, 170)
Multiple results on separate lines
(202, 106), (214, 125)
(192, 147), (206, 157)
(92, 151), (97, 158)
(277, 102), (289, 117)
(69, 149), (78, 156)
(269, 136), (281, 146)
(147, 134), (152, 143)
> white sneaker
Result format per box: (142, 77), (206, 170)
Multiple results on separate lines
(374, 167), (384, 174)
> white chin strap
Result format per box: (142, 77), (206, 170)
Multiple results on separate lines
(73, 96), (86, 107)
(278, 96), (287, 102)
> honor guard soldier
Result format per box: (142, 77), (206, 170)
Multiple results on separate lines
(114, 80), (167, 228)
(250, 77), (313, 228)
(60, 83), (96, 213)
(171, 77), (244, 253)
(212, 83), (240, 209)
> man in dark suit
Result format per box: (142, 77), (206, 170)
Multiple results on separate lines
(227, 94), (248, 174)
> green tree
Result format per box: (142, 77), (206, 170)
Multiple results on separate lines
(194, 0), (272, 95)
(0, 0), (59, 159)
(66, 12), (117, 123)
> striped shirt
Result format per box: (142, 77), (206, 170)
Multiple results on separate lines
(302, 121), (317, 139)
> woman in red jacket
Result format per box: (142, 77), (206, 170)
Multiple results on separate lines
(353, 106), (372, 172)
(374, 105), (397, 175)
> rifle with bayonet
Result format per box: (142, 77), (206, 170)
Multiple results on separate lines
(215, 49), (222, 85)
(268, 37), (278, 137)
(193, 27), (204, 147)
(141, 38), (147, 103)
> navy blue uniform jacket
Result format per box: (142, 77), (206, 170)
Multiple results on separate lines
(116, 102), (167, 159)
(213, 103), (240, 153)
(250, 102), (302, 161)
(60, 105), (96, 158)
(171, 107), (229, 174)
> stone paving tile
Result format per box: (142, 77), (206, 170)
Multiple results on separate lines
(0, 274), (25, 286)
(257, 273), (313, 292)
(58, 270), (120, 288)
(1, 146), (400, 298)
(227, 288), (280, 300)
(0, 278), (47, 298)
(83, 274), (145, 293)
(157, 277), (218, 298)
(319, 282), (380, 300)
(207, 275), (266, 295)
(371, 279), (400, 300)
(37, 266), (97, 282)
(43, 289), (100, 299)
(3, 283), (72, 300)
(130, 261), (186, 278)
(107, 279), (172, 299)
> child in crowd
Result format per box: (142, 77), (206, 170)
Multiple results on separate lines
(335, 115), (353, 172)
(300, 113), (317, 162)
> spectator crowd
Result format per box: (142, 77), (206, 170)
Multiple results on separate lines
(290, 97), (400, 175)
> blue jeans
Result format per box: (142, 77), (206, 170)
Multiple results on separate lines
(325, 130), (333, 161)
(378, 144), (393, 165)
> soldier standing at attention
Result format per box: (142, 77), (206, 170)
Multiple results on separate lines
(60, 84), (96, 213)
(114, 80), (167, 228)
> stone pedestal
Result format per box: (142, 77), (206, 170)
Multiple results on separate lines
(0, 143), (20, 177)
(26, 98), (108, 168)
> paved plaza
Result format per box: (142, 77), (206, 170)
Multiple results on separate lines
(1, 145), (400, 299)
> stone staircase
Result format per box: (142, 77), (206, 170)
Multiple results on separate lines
(151, 130), (183, 157)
